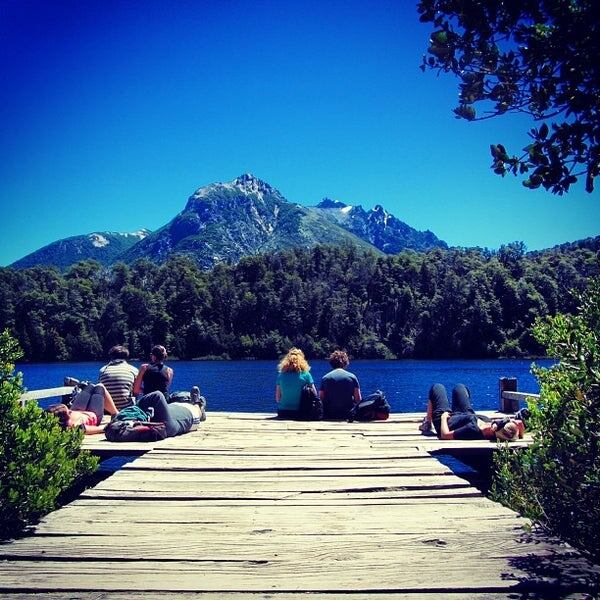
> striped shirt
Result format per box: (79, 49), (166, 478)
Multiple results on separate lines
(99, 360), (138, 410)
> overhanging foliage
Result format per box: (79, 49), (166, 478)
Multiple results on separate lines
(418, 0), (600, 194)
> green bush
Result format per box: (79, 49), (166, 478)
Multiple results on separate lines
(492, 279), (600, 560)
(0, 330), (98, 538)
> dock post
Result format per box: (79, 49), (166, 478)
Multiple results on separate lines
(499, 377), (519, 412)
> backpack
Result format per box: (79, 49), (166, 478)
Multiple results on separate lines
(348, 390), (390, 422)
(104, 419), (167, 442)
(113, 405), (150, 422)
(298, 384), (323, 421)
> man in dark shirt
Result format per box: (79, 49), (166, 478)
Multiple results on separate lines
(320, 350), (361, 420)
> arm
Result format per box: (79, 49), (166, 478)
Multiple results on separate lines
(439, 412), (455, 440)
(83, 423), (107, 435)
(275, 385), (281, 403)
(311, 384), (318, 396)
(166, 366), (174, 388)
(133, 364), (148, 396)
(353, 387), (362, 404)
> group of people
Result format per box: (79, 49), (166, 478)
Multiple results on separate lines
(47, 344), (526, 443)
(276, 347), (525, 441)
(47, 344), (204, 438)
(276, 348), (361, 420)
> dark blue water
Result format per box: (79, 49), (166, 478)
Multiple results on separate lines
(18, 359), (551, 413)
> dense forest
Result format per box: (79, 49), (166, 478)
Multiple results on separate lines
(0, 239), (598, 362)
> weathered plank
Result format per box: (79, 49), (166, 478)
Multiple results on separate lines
(0, 590), (515, 600)
(0, 553), (596, 593)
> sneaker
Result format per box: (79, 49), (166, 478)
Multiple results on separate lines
(198, 399), (207, 422)
(418, 417), (432, 433)
(190, 386), (207, 421)
(190, 386), (201, 404)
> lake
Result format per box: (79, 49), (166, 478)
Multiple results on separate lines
(18, 358), (551, 413)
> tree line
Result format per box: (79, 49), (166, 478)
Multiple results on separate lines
(0, 239), (597, 362)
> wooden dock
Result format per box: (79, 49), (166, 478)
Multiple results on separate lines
(1, 411), (599, 597)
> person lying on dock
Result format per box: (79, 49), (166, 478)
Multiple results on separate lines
(46, 383), (118, 435)
(134, 390), (205, 437)
(420, 383), (525, 441)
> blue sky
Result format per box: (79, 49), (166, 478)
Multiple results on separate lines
(1, 0), (598, 267)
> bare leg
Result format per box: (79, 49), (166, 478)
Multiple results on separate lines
(97, 383), (118, 416)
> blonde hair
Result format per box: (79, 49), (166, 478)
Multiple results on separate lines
(278, 347), (310, 373)
(496, 420), (520, 442)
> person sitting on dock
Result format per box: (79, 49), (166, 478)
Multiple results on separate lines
(98, 345), (138, 410)
(46, 383), (119, 435)
(275, 347), (317, 419)
(320, 350), (362, 420)
(133, 345), (174, 398)
(421, 383), (525, 441)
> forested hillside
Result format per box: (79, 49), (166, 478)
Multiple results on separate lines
(0, 240), (597, 362)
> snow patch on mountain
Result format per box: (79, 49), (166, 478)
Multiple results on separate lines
(89, 234), (109, 248)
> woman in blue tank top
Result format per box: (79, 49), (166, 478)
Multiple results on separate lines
(133, 345), (174, 397)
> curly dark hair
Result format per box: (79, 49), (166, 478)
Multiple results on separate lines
(329, 350), (349, 369)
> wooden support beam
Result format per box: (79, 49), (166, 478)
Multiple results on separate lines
(20, 386), (74, 406)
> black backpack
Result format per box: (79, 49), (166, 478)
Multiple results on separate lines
(298, 384), (323, 421)
(348, 390), (390, 422)
(104, 405), (168, 442)
(104, 419), (167, 442)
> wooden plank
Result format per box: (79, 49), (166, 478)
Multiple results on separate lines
(0, 553), (596, 593)
(0, 530), (549, 562)
(34, 509), (520, 534)
(1, 593), (519, 600)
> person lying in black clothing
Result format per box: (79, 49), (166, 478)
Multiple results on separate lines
(421, 383), (525, 441)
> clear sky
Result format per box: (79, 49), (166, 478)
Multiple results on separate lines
(1, 0), (598, 267)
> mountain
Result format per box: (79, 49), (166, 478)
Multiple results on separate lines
(9, 174), (448, 271)
(311, 198), (447, 253)
(11, 230), (149, 270)
(118, 174), (379, 268)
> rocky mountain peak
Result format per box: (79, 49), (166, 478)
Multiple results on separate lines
(187, 174), (281, 209)
(316, 198), (349, 209)
(370, 204), (390, 226)
(231, 173), (279, 200)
